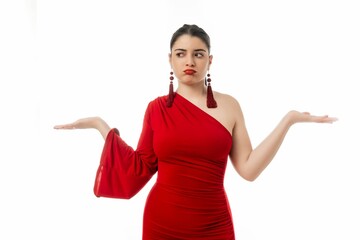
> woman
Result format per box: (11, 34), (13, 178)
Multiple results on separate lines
(54, 24), (337, 239)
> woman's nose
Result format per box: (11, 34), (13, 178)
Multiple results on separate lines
(185, 56), (195, 67)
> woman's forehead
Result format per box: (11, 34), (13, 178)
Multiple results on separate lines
(172, 35), (208, 51)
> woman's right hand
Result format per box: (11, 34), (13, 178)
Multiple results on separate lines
(54, 117), (111, 139)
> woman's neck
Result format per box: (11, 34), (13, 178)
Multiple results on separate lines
(176, 83), (207, 103)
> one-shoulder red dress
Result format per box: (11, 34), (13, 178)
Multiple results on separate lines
(95, 93), (235, 239)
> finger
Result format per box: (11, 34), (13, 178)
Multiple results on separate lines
(324, 117), (338, 123)
(314, 116), (338, 123)
(54, 124), (76, 129)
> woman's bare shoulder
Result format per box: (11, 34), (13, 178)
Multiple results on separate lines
(214, 91), (242, 109)
(215, 91), (246, 123)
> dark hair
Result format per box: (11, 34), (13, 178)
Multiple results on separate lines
(170, 24), (211, 52)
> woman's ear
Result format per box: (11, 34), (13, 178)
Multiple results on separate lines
(209, 55), (213, 65)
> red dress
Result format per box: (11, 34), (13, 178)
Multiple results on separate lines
(96, 93), (235, 239)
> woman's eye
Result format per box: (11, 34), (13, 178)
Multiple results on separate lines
(195, 53), (204, 58)
(176, 53), (185, 57)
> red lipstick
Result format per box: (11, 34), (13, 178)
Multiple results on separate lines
(184, 69), (196, 75)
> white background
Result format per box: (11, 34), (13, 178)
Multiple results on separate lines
(1, 0), (359, 239)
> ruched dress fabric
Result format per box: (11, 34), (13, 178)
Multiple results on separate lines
(98, 93), (235, 239)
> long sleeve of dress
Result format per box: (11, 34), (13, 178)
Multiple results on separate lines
(93, 103), (158, 199)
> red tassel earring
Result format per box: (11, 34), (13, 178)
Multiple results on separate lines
(166, 71), (175, 107)
(206, 73), (217, 108)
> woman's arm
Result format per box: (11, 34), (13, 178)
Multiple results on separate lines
(229, 100), (337, 181)
(54, 116), (111, 140)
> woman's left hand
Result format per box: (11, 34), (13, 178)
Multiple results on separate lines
(287, 110), (338, 125)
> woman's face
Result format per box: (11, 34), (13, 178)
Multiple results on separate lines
(169, 34), (212, 86)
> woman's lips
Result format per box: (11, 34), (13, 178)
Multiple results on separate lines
(184, 69), (196, 75)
